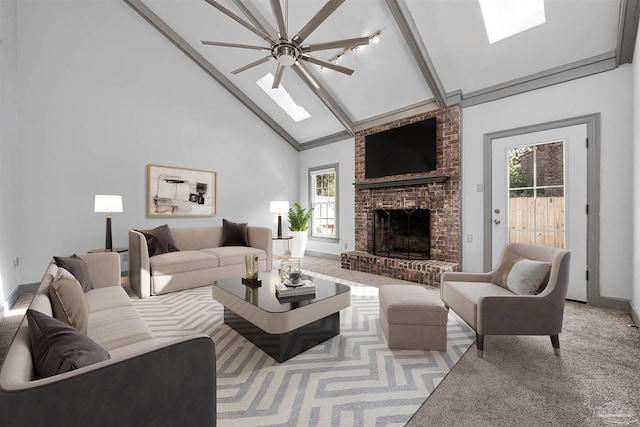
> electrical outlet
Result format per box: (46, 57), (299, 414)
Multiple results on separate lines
(344, 243), (348, 250)
(13, 256), (19, 269)
(466, 234), (473, 243)
(476, 184), (484, 192)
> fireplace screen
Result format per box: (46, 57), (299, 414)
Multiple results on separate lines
(373, 209), (430, 260)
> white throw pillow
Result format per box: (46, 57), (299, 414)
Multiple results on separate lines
(506, 259), (551, 295)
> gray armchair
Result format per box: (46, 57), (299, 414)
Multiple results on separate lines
(441, 242), (571, 358)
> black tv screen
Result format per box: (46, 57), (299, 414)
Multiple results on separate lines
(365, 117), (437, 179)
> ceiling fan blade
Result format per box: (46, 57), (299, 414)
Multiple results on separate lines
(270, 0), (288, 39)
(201, 40), (270, 51)
(204, 0), (273, 42)
(272, 63), (285, 89)
(302, 55), (354, 75)
(302, 36), (369, 53)
(291, 0), (345, 45)
(233, 0), (278, 41)
(292, 62), (320, 90)
(231, 56), (272, 74)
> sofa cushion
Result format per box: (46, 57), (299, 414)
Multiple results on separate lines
(149, 250), (219, 276)
(53, 254), (93, 292)
(221, 219), (249, 246)
(501, 258), (551, 295)
(441, 281), (514, 329)
(27, 309), (110, 379)
(49, 268), (89, 334)
(88, 305), (156, 351)
(202, 246), (265, 267)
(85, 286), (137, 313)
(137, 224), (180, 257)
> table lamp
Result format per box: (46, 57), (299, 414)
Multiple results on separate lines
(270, 201), (289, 238)
(94, 195), (123, 251)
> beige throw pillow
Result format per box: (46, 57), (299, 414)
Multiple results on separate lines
(49, 268), (89, 334)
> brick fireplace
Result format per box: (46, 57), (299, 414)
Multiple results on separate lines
(341, 105), (461, 287)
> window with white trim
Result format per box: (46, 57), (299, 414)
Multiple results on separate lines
(309, 165), (338, 240)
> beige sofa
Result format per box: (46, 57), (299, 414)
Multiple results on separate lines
(129, 225), (272, 298)
(0, 252), (216, 427)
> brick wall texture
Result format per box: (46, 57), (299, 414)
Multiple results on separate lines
(343, 105), (462, 286)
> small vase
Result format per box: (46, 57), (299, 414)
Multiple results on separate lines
(244, 254), (259, 280)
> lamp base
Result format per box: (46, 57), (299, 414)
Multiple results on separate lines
(277, 214), (283, 239)
(105, 216), (113, 251)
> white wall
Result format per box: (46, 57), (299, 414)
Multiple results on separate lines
(0, 0), (19, 308)
(297, 138), (355, 258)
(632, 23), (640, 319)
(462, 66), (634, 300)
(9, 0), (297, 289)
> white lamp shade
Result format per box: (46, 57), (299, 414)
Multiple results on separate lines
(94, 195), (123, 213)
(270, 201), (289, 213)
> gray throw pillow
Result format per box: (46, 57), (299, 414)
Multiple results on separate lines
(53, 254), (93, 292)
(136, 224), (180, 257)
(505, 258), (552, 295)
(221, 219), (249, 246)
(27, 309), (110, 379)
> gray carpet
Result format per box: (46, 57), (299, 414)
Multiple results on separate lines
(2, 256), (640, 426)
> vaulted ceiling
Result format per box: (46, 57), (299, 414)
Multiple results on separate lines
(125, 0), (639, 150)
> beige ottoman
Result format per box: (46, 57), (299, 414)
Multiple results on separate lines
(379, 284), (448, 351)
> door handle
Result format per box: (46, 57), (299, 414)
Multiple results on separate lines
(494, 219), (501, 225)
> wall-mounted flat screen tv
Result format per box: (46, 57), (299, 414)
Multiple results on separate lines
(365, 117), (437, 179)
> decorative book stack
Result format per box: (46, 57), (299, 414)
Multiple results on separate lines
(275, 280), (316, 299)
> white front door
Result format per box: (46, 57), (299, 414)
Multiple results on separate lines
(491, 125), (588, 302)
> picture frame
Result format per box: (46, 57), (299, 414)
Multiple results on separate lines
(147, 164), (217, 217)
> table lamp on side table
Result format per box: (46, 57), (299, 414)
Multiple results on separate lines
(94, 195), (123, 251)
(270, 200), (289, 239)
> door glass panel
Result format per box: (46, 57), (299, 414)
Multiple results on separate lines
(508, 141), (565, 249)
(536, 141), (564, 187)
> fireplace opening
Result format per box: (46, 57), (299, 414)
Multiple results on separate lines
(373, 209), (430, 260)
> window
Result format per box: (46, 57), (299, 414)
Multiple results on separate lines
(309, 165), (338, 240)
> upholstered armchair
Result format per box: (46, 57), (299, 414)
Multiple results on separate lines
(441, 242), (571, 358)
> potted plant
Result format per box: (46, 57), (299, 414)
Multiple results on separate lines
(288, 203), (313, 258)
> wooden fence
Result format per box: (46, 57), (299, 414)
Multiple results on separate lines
(509, 196), (565, 248)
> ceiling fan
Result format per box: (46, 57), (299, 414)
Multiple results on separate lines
(201, 0), (370, 89)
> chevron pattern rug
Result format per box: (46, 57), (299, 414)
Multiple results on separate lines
(131, 272), (475, 427)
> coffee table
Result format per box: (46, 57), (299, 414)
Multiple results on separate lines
(213, 270), (350, 362)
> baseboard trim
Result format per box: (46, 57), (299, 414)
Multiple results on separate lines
(597, 295), (631, 311)
(1, 282), (39, 320)
(630, 301), (640, 328)
(304, 251), (341, 261)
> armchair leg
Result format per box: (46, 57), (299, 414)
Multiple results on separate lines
(476, 333), (484, 358)
(550, 334), (560, 356)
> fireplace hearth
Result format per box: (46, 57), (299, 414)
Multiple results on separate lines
(373, 209), (430, 260)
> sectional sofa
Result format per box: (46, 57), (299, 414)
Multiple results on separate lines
(0, 252), (216, 427)
(129, 223), (272, 298)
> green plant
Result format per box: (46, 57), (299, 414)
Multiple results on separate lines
(288, 203), (313, 232)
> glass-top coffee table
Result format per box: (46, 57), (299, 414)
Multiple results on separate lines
(213, 270), (350, 362)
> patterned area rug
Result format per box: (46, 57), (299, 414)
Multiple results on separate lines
(131, 272), (475, 427)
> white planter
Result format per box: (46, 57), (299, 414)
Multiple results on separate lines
(290, 231), (308, 258)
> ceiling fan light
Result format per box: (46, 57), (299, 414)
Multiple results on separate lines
(277, 53), (296, 66)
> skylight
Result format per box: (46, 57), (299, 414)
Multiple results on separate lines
(256, 74), (311, 123)
(479, 0), (546, 44)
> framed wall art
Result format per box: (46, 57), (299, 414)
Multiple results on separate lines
(147, 164), (217, 217)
